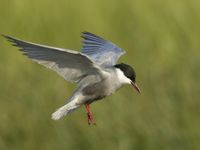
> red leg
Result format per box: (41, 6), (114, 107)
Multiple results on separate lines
(85, 104), (95, 125)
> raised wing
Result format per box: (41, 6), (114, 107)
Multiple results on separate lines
(3, 35), (100, 83)
(81, 32), (125, 67)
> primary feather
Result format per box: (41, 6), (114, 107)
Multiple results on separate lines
(2, 35), (100, 83)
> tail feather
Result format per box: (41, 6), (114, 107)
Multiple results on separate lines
(51, 101), (80, 120)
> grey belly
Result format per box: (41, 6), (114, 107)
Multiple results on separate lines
(81, 81), (113, 103)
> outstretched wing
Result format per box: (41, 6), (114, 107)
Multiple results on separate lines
(3, 35), (101, 83)
(81, 32), (125, 67)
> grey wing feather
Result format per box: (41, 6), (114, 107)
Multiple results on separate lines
(3, 35), (99, 83)
(81, 32), (125, 67)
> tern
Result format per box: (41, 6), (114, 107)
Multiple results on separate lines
(3, 32), (141, 125)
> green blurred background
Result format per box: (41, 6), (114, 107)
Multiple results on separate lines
(0, 0), (200, 149)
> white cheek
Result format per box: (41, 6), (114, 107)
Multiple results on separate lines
(116, 68), (131, 85)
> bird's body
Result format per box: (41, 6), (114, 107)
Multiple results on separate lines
(78, 67), (129, 102)
(3, 32), (140, 125)
(52, 66), (131, 120)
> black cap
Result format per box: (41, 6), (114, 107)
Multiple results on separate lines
(114, 63), (136, 83)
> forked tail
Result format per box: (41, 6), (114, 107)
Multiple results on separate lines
(51, 100), (80, 120)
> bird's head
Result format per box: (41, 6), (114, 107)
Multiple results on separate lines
(115, 63), (141, 94)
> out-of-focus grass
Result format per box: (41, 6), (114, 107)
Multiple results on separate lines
(0, 0), (200, 149)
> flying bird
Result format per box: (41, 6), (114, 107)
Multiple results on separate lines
(3, 32), (141, 125)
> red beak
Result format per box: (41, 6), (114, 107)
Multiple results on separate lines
(131, 82), (141, 94)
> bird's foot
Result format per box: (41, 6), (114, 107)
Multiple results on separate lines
(85, 104), (96, 125)
(87, 111), (96, 125)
